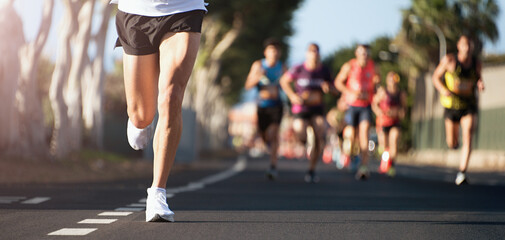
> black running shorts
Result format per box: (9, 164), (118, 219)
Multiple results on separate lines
(444, 107), (478, 122)
(115, 10), (205, 55)
(257, 105), (283, 133)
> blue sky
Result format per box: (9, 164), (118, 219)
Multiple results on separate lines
(14, 0), (505, 70)
(287, 0), (505, 64)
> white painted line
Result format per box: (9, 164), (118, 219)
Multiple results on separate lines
(21, 197), (50, 204)
(165, 193), (174, 198)
(139, 198), (147, 203)
(98, 211), (133, 216)
(114, 207), (144, 212)
(48, 228), (97, 236)
(0, 196), (26, 203)
(165, 155), (247, 194)
(127, 203), (146, 207)
(78, 219), (117, 224)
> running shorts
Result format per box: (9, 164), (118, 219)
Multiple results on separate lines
(115, 10), (205, 55)
(444, 107), (477, 122)
(344, 105), (372, 127)
(257, 105), (283, 133)
(292, 106), (324, 120)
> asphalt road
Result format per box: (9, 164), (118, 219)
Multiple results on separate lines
(1, 155), (505, 240)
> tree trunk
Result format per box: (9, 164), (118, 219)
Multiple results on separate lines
(65, 0), (95, 152)
(82, 0), (111, 149)
(49, 1), (77, 158)
(14, 0), (54, 158)
(0, 0), (23, 154)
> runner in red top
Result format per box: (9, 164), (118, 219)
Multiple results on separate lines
(334, 44), (380, 180)
(372, 71), (406, 177)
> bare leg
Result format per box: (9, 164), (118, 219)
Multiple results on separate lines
(388, 127), (400, 161)
(292, 118), (308, 144)
(358, 120), (370, 166)
(123, 54), (159, 128)
(445, 118), (460, 149)
(309, 116), (326, 171)
(265, 123), (280, 167)
(152, 32), (201, 188)
(459, 114), (475, 172)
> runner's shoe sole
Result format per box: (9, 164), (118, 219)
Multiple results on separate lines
(147, 214), (174, 222)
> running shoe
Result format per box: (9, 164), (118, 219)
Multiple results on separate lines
(378, 151), (390, 174)
(304, 170), (320, 183)
(265, 167), (278, 180)
(455, 172), (468, 185)
(127, 119), (154, 150)
(146, 187), (174, 222)
(355, 165), (370, 180)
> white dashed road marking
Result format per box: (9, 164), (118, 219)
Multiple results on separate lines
(114, 207), (144, 212)
(98, 212), (133, 216)
(48, 228), (97, 236)
(78, 219), (118, 224)
(46, 156), (247, 236)
(0, 196), (26, 204)
(21, 197), (50, 204)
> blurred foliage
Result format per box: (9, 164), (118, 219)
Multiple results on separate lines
(206, 0), (304, 105)
(483, 53), (505, 65)
(396, 0), (499, 74)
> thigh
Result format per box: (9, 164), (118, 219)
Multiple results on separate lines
(123, 53), (159, 124)
(158, 32), (201, 101)
(292, 118), (308, 136)
(310, 115), (326, 137)
(460, 113), (475, 135)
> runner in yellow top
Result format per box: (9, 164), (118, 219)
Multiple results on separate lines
(432, 35), (485, 185)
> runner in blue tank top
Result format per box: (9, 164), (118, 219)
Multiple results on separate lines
(245, 38), (286, 180)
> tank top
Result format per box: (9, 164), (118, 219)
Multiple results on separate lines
(257, 59), (283, 108)
(345, 59), (376, 107)
(377, 90), (401, 127)
(440, 56), (479, 110)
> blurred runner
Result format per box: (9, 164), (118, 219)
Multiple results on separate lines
(335, 44), (380, 180)
(432, 35), (484, 185)
(325, 97), (348, 169)
(280, 43), (337, 183)
(372, 71), (407, 177)
(245, 38), (286, 180)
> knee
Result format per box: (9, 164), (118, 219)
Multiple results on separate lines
(128, 108), (156, 129)
(158, 84), (185, 116)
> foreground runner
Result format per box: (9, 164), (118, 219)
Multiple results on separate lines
(113, 0), (206, 222)
(335, 44), (380, 180)
(245, 38), (286, 180)
(432, 35), (484, 185)
(280, 43), (336, 183)
(372, 72), (406, 177)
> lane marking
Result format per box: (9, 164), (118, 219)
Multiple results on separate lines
(166, 155), (247, 194)
(48, 228), (97, 236)
(0, 196), (26, 204)
(138, 198), (146, 203)
(114, 207), (144, 212)
(98, 212), (132, 216)
(21, 197), (50, 204)
(78, 219), (117, 224)
(127, 203), (146, 207)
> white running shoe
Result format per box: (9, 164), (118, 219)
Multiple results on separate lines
(127, 119), (154, 150)
(455, 172), (468, 186)
(146, 187), (174, 222)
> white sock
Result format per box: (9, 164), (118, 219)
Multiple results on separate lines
(127, 119), (153, 150)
